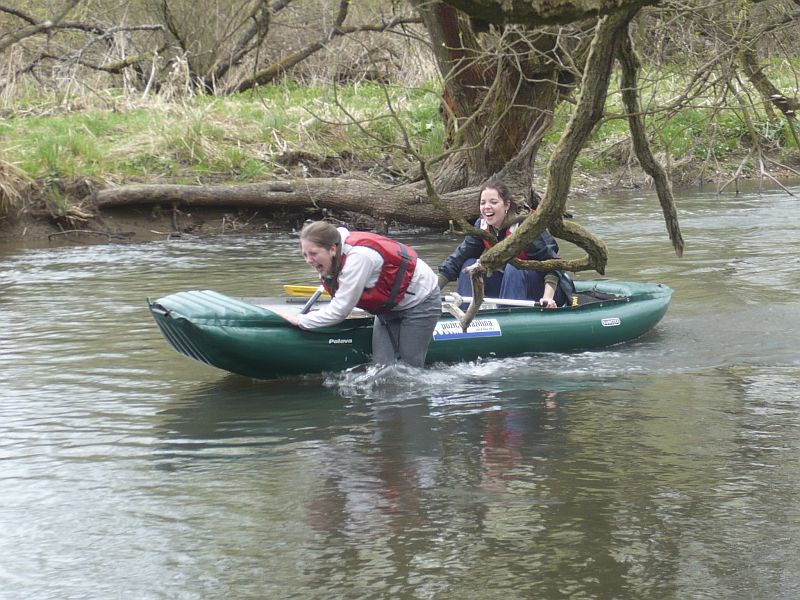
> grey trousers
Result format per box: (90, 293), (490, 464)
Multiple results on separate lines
(371, 288), (441, 367)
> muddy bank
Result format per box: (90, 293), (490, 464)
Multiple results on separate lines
(0, 188), (321, 248)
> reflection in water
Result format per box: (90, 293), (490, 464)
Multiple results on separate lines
(2, 187), (800, 598)
(151, 369), (720, 597)
(152, 374), (586, 595)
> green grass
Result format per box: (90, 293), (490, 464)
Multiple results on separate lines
(1, 72), (797, 197)
(19, 119), (105, 178)
(0, 81), (455, 187)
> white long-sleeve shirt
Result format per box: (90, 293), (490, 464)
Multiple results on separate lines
(297, 227), (439, 329)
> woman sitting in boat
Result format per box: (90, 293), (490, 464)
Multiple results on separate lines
(284, 220), (441, 368)
(437, 179), (575, 308)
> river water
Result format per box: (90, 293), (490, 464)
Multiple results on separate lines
(1, 185), (799, 599)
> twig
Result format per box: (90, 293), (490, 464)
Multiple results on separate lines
(763, 155), (800, 179)
(758, 153), (796, 196)
(48, 229), (111, 241)
(718, 149), (752, 195)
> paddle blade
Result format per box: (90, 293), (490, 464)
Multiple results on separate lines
(283, 284), (331, 298)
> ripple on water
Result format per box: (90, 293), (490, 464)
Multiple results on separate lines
(2, 190), (800, 599)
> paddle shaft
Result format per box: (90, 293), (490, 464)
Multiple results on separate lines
(444, 295), (542, 308)
(293, 287), (544, 314)
(300, 286), (325, 314)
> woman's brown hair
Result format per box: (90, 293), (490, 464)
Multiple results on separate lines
(299, 221), (343, 291)
(480, 179), (514, 206)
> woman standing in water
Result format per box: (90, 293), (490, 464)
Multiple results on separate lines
(284, 221), (441, 368)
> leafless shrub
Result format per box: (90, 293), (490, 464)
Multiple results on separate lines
(1, 0), (426, 105)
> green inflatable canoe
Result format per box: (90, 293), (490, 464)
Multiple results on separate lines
(148, 280), (672, 380)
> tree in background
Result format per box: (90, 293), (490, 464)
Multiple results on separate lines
(0, 0), (420, 96)
(411, 0), (591, 193)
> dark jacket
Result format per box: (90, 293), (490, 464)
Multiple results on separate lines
(438, 220), (561, 282)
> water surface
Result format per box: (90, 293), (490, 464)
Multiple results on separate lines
(1, 186), (799, 599)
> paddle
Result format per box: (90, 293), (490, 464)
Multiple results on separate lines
(442, 294), (543, 308)
(284, 284), (330, 298)
(300, 285), (326, 314)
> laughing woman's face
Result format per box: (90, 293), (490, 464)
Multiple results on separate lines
(301, 240), (337, 277)
(479, 188), (509, 229)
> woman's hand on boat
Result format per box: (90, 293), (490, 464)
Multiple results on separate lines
(539, 297), (557, 309)
(271, 307), (301, 326)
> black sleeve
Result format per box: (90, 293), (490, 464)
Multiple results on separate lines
(524, 229), (560, 261)
(438, 234), (485, 282)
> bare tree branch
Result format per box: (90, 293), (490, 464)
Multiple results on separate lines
(211, 0), (273, 82)
(455, 8), (641, 326)
(0, 0), (82, 53)
(227, 13), (421, 93)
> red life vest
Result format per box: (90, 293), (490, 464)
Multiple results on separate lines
(480, 221), (529, 260)
(320, 231), (418, 313)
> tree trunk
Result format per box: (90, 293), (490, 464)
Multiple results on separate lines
(475, 9), (642, 276)
(411, 0), (587, 193)
(84, 179), (479, 228)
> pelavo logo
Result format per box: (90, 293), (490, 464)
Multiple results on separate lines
(328, 338), (353, 344)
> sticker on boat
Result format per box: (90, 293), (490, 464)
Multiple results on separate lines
(433, 318), (502, 341)
(601, 317), (621, 327)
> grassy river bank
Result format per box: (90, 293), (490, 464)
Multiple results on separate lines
(2, 81), (799, 245)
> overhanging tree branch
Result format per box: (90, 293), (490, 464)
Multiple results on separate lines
(456, 8), (640, 327)
(617, 28), (684, 257)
